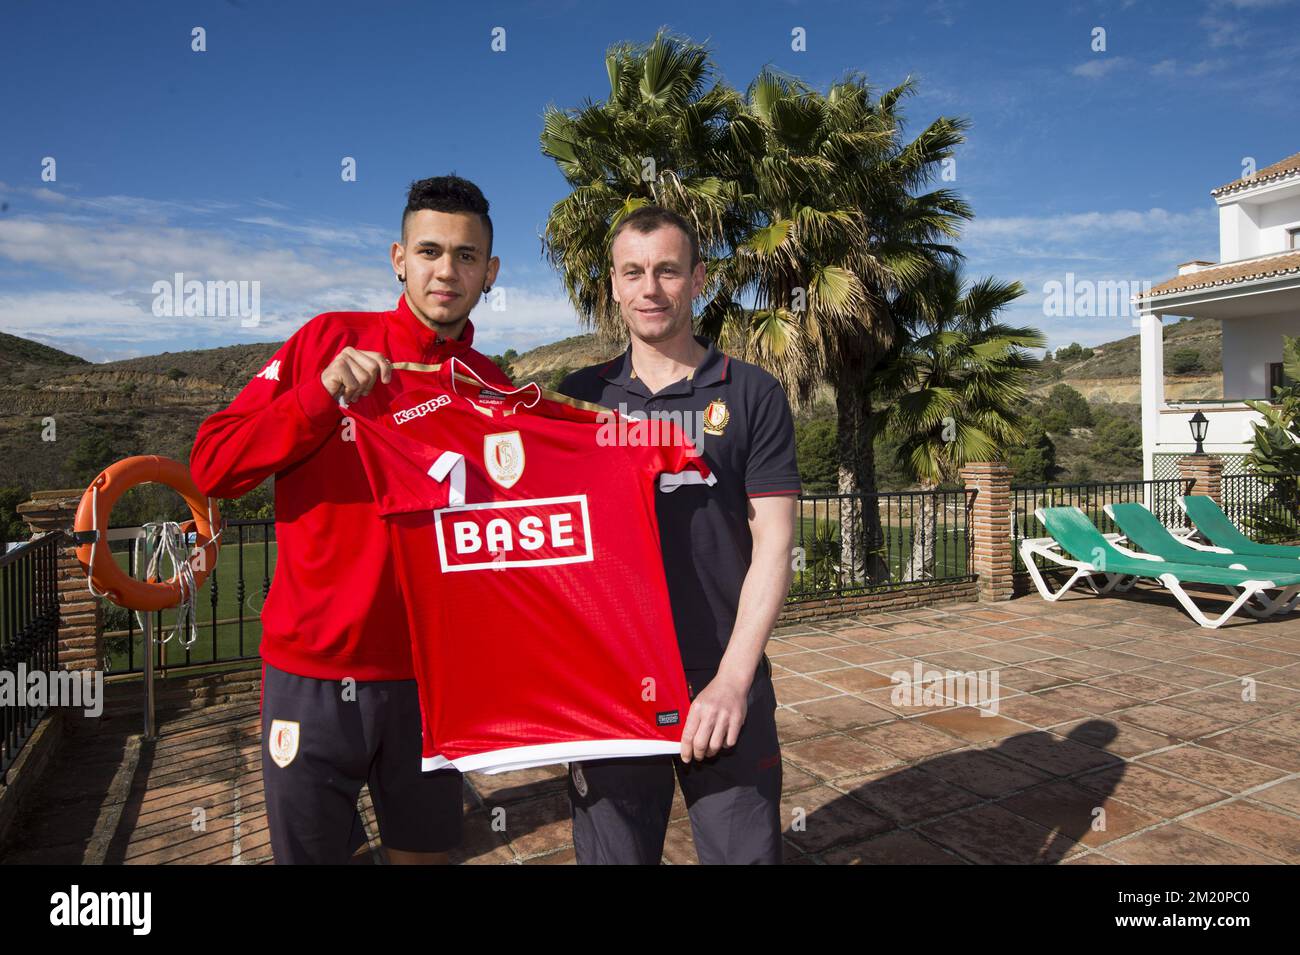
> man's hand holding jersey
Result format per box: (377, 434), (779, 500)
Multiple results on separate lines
(321, 347), (393, 402)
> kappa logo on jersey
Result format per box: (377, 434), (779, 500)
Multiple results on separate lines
(434, 495), (593, 572)
(394, 394), (451, 425)
(255, 359), (282, 382)
(484, 431), (525, 488)
(268, 718), (299, 768)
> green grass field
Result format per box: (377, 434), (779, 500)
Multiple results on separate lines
(791, 516), (972, 595)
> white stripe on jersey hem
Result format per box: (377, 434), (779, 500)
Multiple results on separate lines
(658, 471), (718, 493)
(429, 451), (466, 506)
(422, 739), (681, 775)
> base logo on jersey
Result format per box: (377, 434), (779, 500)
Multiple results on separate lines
(484, 431), (525, 488)
(656, 710), (681, 727)
(434, 495), (593, 572)
(702, 398), (730, 436)
(268, 719), (300, 768)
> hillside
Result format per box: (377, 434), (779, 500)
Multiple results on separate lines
(1029, 315), (1222, 403)
(0, 313), (1222, 515)
(507, 333), (625, 384)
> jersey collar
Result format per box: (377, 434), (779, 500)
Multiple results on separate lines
(444, 356), (541, 417)
(388, 293), (481, 364)
(598, 335), (729, 396)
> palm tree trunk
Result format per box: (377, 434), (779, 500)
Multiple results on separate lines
(904, 482), (939, 582)
(835, 371), (891, 584)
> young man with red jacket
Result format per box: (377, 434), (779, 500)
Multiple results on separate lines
(190, 176), (512, 864)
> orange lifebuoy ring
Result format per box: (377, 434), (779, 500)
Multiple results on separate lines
(73, 456), (222, 611)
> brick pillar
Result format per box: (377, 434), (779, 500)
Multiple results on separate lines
(16, 490), (101, 672)
(1176, 454), (1223, 505)
(960, 461), (1013, 602)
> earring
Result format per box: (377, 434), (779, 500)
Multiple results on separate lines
(398, 273), (405, 283)
(483, 285), (492, 294)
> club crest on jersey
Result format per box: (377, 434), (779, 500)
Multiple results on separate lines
(702, 398), (730, 436)
(484, 431), (525, 489)
(268, 719), (299, 768)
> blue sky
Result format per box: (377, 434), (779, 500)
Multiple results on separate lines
(1, 0), (1297, 362)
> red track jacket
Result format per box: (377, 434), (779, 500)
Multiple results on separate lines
(189, 294), (512, 680)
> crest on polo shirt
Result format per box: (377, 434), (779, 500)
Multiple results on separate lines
(702, 398), (731, 436)
(484, 431), (525, 489)
(268, 719), (300, 768)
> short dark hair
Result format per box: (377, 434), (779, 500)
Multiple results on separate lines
(609, 205), (700, 267)
(402, 175), (493, 254)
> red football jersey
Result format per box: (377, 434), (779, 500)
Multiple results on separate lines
(345, 358), (715, 773)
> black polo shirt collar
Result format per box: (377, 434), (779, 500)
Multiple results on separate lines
(598, 336), (730, 396)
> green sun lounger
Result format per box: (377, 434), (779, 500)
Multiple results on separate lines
(1021, 505), (1300, 628)
(1106, 501), (1300, 576)
(1180, 495), (1300, 561)
(1104, 502), (1300, 617)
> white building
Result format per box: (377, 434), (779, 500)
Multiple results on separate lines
(1135, 151), (1300, 481)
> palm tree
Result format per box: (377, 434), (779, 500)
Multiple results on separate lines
(704, 69), (971, 582)
(540, 31), (750, 341)
(872, 266), (1043, 580)
(541, 34), (978, 582)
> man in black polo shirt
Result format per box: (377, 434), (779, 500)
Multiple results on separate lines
(557, 206), (800, 864)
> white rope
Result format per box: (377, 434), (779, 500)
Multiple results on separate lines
(83, 482), (224, 651)
(136, 521), (195, 647)
(85, 485), (112, 599)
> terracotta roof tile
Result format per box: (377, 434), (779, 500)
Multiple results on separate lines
(1212, 151), (1300, 197)
(1141, 250), (1300, 299)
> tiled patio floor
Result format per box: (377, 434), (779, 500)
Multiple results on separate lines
(6, 583), (1299, 864)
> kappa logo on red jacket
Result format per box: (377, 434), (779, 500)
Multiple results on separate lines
(254, 359), (282, 382)
(434, 496), (593, 572)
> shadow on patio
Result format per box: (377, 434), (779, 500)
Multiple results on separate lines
(4, 584), (1298, 864)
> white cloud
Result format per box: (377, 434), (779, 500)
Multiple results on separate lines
(465, 285), (586, 355)
(1071, 56), (1131, 79)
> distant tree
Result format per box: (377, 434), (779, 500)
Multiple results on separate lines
(491, 350), (519, 380)
(543, 366), (575, 392)
(1054, 342), (1093, 362)
(65, 432), (119, 485)
(1040, 384), (1094, 433)
(1007, 423), (1057, 484)
(1092, 415), (1142, 466)
(219, 481), (275, 521)
(0, 485), (30, 546)
(166, 368), (186, 381)
(1167, 347), (1203, 374)
(1072, 461), (1094, 483)
(794, 411), (837, 493)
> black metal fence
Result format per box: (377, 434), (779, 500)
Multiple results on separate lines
(0, 532), (64, 783)
(103, 518), (274, 676)
(788, 488), (976, 600)
(1012, 478), (1196, 579)
(1222, 472), (1300, 543)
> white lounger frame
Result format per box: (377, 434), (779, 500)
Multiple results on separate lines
(1020, 509), (1300, 629)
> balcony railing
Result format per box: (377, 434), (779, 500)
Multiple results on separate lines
(0, 532), (63, 783)
(789, 488), (976, 600)
(103, 518), (274, 676)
